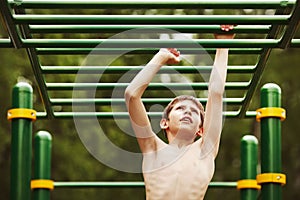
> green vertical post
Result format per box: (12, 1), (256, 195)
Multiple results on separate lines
(260, 83), (283, 200)
(10, 82), (33, 200)
(240, 135), (259, 200)
(33, 131), (52, 200)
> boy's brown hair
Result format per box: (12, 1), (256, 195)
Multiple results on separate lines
(162, 95), (205, 128)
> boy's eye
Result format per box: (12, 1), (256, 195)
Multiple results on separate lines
(191, 108), (199, 114)
(176, 106), (183, 110)
(192, 110), (199, 114)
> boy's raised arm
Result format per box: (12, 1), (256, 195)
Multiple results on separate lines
(124, 49), (180, 153)
(201, 25), (235, 158)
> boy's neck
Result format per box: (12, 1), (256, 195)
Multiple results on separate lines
(167, 132), (195, 148)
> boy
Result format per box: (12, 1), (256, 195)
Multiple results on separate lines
(125, 25), (235, 200)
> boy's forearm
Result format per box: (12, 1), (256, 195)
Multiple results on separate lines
(209, 48), (229, 95)
(202, 48), (229, 157)
(125, 53), (168, 98)
(209, 25), (234, 95)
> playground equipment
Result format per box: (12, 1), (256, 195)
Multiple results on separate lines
(7, 82), (286, 200)
(1, 0), (298, 199)
(0, 0), (299, 119)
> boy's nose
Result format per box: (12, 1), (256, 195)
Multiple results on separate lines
(184, 109), (192, 115)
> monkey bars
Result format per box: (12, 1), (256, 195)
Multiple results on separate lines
(0, 0), (300, 119)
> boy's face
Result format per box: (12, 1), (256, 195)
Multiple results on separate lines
(163, 100), (203, 139)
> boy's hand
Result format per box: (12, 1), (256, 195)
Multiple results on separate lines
(214, 25), (235, 39)
(158, 48), (181, 65)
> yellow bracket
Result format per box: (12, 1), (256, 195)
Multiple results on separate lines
(256, 173), (286, 185)
(7, 108), (36, 121)
(31, 179), (54, 190)
(237, 179), (261, 190)
(256, 107), (286, 122)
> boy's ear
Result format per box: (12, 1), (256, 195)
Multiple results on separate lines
(196, 127), (204, 137)
(160, 118), (169, 130)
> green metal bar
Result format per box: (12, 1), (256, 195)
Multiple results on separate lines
(279, 0), (300, 48)
(0, 0), (22, 48)
(260, 83), (283, 200)
(53, 181), (237, 188)
(36, 48), (262, 55)
(13, 15), (290, 25)
(290, 39), (300, 47)
(51, 97), (245, 105)
(20, 38), (281, 48)
(26, 47), (54, 118)
(10, 82), (33, 200)
(237, 6), (289, 118)
(0, 39), (13, 47)
(35, 110), (257, 119)
(55, 112), (165, 119)
(45, 82), (250, 90)
(54, 181), (144, 188)
(240, 135), (259, 200)
(239, 49), (273, 118)
(29, 25), (271, 34)
(13, 6), (54, 118)
(33, 131), (52, 200)
(41, 65), (256, 74)
(8, 0), (296, 9)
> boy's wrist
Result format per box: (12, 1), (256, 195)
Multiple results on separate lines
(152, 51), (169, 65)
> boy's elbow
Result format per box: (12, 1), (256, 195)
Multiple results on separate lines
(124, 87), (139, 103)
(124, 84), (147, 102)
(124, 88), (133, 101)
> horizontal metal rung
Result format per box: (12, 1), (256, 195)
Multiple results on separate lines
(36, 48), (263, 55)
(0, 39), (13, 47)
(36, 111), (257, 118)
(290, 39), (300, 47)
(41, 65), (256, 74)
(8, 0), (296, 9)
(21, 39), (281, 48)
(50, 97), (245, 105)
(13, 15), (290, 25)
(29, 25), (271, 34)
(46, 82), (250, 90)
(53, 181), (237, 188)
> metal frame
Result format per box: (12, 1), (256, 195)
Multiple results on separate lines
(0, 0), (300, 119)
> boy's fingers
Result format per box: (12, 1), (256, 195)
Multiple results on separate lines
(220, 24), (235, 32)
(167, 48), (180, 57)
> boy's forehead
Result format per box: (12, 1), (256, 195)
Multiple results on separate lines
(174, 99), (199, 108)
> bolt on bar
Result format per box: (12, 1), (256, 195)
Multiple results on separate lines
(13, 15), (290, 25)
(8, 0), (296, 9)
